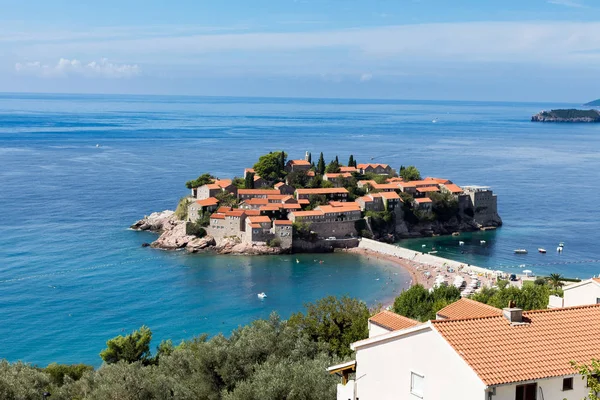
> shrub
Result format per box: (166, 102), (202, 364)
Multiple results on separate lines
(266, 238), (281, 248)
(174, 197), (192, 221)
(187, 223), (207, 238)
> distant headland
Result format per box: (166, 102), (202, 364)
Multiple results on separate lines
(531, 109), (600, 122)
(584, 99), (600, 107)
(131, 151), (502, 254)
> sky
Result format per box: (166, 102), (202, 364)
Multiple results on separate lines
(1, 0), (600, 101)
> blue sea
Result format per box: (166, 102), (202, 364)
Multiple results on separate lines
(1, 93), (599, 366)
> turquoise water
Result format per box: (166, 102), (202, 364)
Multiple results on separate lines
(1, 93), (599, 365)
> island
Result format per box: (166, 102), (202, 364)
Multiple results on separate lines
(531, 109), (600, 122)
(131, 151), (502, 254)
(584, 99), (600, 106)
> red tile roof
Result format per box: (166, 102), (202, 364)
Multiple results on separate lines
(210, 214), (225, 220)
(380, 191), (400, 200)
(238, 189), (280, 195)
(443, 183), (463, 193)
(407, 180), (439, 187)
(357, 163), (390, 169)
(415, 197), (433, 203)
(369, 310), (420, 331)
(297, 199), (310, 205)
(339, 166), (358, 172)
(425, 177), (451, 184)
(216, 206), (232, 213)
(225, 210), (246, 217)
(247, 216), (271, 224)
(215, 179), (232, 188)
(357, 196), (373, 203)
(306, 170), (316, 177)
(436, 298), (502, 320)
(242, 198), (269, 205)
(325, 172), (352, 179)
(295, 188), (349, 195)
(289, 159), (311, 166)
(195, 197), (219, 207)
(317, 204), (361, 214)
(433, 304), (600, 386)
(290, 210), (324, 217)
(274, 182), (287, 188)
(244, 210), (261, 216)
(250, 223), (262, 228)
(273, 220), (293, 225)
(593, 278), (600, 284)
(416, 186), (440, 193)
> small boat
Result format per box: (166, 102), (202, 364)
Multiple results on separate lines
(428, 251), (438, 255)
(559, 242), (565, 247)
(458, 241), (465, 246)
(432, 118), (438, 123)
(421, 244), (427, 248)
(257, 292), (267, 299)
(95, 144), (100, 148)
(538, 248), (547, 254)
(480, 240), (486, 245)
(514, 249), (528, 254)
(296, 258), (300, 263)
(557, 246), (563, 253)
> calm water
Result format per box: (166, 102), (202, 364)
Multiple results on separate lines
(1, 93), (599, 366)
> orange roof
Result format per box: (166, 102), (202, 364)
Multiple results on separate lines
(242, 198), (269, 205)
(248, 216), (271, 223)
(387, 177), (405, 183)
(295, 188), (349, 195)
(282, 204), (302, 209)
(210, 214), (225, 220)
(436, 298), (502, 320)
(339, 166), (357, 172)
(380, 191), (400, 200)
(357, 196), (373, 203)
(225, 209), (245, 217)
(325, 172), (352, 179)
(244, 210), (261, 216)
(433, 304), (600, 386)
(274, 182), (287, 188)
(317, 204), (361, 214)
(266, 194), (289, 200)
(369, 310), (420, 331)
(408, 180), (439, 187)
(357, 180), (375, 186)
(253, 175), (263, 181)
(306, 170), (316, 177)
(214, 179), (232, 188)
(216, 206), (231, 213)
(238, 189), (280, 195)
(290, 210), (324, 217)
(250, 223), (262, 228)
(396, 181), (416, 188)
(259, 205), (281, 211)
(357, 163), (389, 169)
(592, 278), (600, 284)
(289, 159), (311, 166)
(206, 183), (220, 190)
(416, 186), (440, 193)
(298, 199), (310, 205)
(425, 177), (451, 184)
(373, 183), (401, 190)
(443, 183), (463, 193)
(273, 220), (293, 225)
(415, 197), (433, 203)
(244, 168), (255, 173)
(195, 197), (219, 206)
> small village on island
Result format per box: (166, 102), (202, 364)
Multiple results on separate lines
(176, 150), (501, 253)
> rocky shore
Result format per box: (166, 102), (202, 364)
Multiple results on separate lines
(130, 211), (287, 255)
(531, 109), (600, 122)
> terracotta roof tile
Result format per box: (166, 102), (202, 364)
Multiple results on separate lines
(289, 159), (311, 166)
(210, 214), (225, 220)
(238, 189), (280, 195)
(369, 310), (420, 331)
(380, 191), (400, 200)
(425, 177), (451, 184)
(290, 210), (324, 217)
(415, 197), (433, 203)
(416, 186), (440, 193)
(273, 220), (293, 225)
(357, 163), (390, 169)
(436, 298), (502, 320)
(244, 210), (261, 216)
(443, 183), (463, 193)
(216, 206), (231, 213)
(242, 198), (269, 205)
(433, 304), (600, 386)
(295, 188), (349, 195)
(593, 278), (600, 284)
(247, 216), (271, 223)
(195, 197), (219, 207)
(339, 166), (357, 172)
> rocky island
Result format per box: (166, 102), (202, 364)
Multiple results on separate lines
(531, 109), (600, 122)
(132, 151), (502, 254)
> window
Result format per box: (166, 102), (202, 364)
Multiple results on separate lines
(597, 298), (600, 304)
(563, 377), (573, 391)
(410, 372), (424, 398)
(515, 383), (537, 400)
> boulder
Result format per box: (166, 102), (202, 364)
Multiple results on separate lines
(130, 210), (175, 232)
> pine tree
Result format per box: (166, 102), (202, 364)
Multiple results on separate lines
(348, 155), (354, 167)
(307, 152), (312, 163)
(335, 155), (339, 164)
(317, 152), (326, 175)
(279, 151), (286, 172)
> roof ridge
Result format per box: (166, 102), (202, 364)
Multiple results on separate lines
(461, 298), (502, 311)
(432, 314), (504, 324)
(523, 303), (600, 315)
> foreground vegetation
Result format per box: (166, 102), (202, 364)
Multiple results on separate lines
(0, 278), (586, 399)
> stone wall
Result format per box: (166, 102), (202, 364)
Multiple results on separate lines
(273, 225), (293, 249)
(207, 217), (244, 242)
(306, 220), (357, 238)
(292, 238), (359, 253)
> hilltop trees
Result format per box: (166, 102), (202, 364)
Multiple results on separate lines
(100, 326), (153, 365)
(399, 165), (421, 181)
(347, 155), (356, 168)
(325, 158), (341, 173)
(244, 172), (255, 189)
(470, 281), (550, 310)
(185, 173), (215, 189)
(316, 152), (326, 175)
(392, 284), (461, 322)
(253, 151), (287, 181)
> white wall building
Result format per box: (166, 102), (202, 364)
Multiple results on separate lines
(331, 304), (600, 400)
(549, 278), (600, 308)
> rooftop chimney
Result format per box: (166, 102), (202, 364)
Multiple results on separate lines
(503, 307), (523, 324)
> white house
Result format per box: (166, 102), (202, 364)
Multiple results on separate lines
(330, 304), (600, 400)
(549, 278), (600, 308)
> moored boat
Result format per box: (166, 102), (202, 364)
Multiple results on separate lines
(538, 248), (547, 254)
(514, 249), (528, 254)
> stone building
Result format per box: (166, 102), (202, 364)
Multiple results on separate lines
(285, 159), (312, 173)
(461, 186), (501, 227)
(196, 179), (237, 200)
(187, 197), (219, 222)
(272, 220), (293, 249)
(414, 197), (433, 211)
(295, 187), (349, 202)
(237, 188), (281, 201)
(357, 163), (392, 175)
(324, 172), (352, 187)
(274, 182), (295, 195)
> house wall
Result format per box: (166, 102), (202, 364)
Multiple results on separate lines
(563, 282), (600, 307)
(367, 321), (392, 338)
(197, 186), (220, 200)
(354, 328), (486, 400)
(207, 217), (244, 242)
(492, 375), (588, 400)
(308, 220), (357, 238)
(468, 190), (499, 226)
(276, 184), (295, 195)
(273, 225), (293, 249)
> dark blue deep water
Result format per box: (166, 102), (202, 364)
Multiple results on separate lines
(1, 93), (599, 366)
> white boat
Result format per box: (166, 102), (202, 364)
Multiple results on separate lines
(514, 249), (528, 254)
(480, 240), (486, 245)
(428, 251), (438, 255)
(538, 248), (547, 254)
(557, 246), (563, 253)
(559, 242), (565, 247)
(421, 244), (427, 248)
(257, 292), (267, 299)
(296, 258), (300, 264)
(432, 118), (438, 123)
(458, 241), (465, 246)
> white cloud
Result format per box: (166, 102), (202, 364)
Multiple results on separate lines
(547, 0), (586, 8)
(15, 58), (140, 78)
(360, 73), (373, 82)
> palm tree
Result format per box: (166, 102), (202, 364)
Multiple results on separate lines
(547, 273), (564, 289)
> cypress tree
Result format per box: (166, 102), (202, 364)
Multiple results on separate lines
(348, 155), (354, 167)
(279, 151), (286, 173)
(307, 152), (312, 163)
(335, 155), (339, 164)
(317, 152), (326, 175)
(244, 172), (255, 189)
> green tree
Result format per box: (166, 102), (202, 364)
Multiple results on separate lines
(325, 159), (341, 173)
(429, 192), (459, 222)
(100, 326), (153, 365)
(307, 152), (312, 163)
(348, 155), (355, 168)
(44, 363), (93, 386)
(174, 197), (192, 220)
(307, 194), (328, 209)
(244, 172), (255, 189)
(215, 191), (239, 208)
(547, 273), (564, 290)
(400, 166), (421, 181)
(571, 359), (600, 400)
(470, 283), (549, 310)
(232, 177), (245, 189)
(392, 284), (461, 322)
(288, 296), (370, 359)
(279, 151), (286, 172)
(253, 151), (287, 181)
(316, 152), (326, 176)
(286, 170), (310, 188)
(185, 173), (215, 189)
